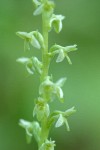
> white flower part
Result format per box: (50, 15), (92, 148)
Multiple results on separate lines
(56, 77), (67, 87)
(65, 54), (72, 64)
(30, 34), (41, 49)
(56, 86), (63, 99)
(56, 49), (65, 62)
(32, 121), (41, 142)
(45, 103), (50, 117)
(19, 119), (31, 128)
(55, 114), (64, 128)
(65, 44), (77, 53)
(32, 57), (43, 74)
(33, 31), (44, 48)
(16, 31), (34, 40)
(64, 107), (76, 117)
(26, 62), (35, 75)
(16, 57), (29, 64)
(64, 118), (70, 131)
(33, 4), (44, 16)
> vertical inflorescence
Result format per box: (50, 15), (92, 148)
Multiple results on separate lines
(17, 0), (77, 150)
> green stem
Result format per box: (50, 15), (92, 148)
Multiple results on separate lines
(39, 0), (50, 148)
(41, 0), (49, 80)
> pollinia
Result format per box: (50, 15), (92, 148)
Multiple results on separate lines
(17, 0), (77, 150)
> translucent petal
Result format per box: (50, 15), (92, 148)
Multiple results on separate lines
(30, 35), (41, 49)
(65, 54), (72, 64)
(16, 57), (29, 64)
(64, 118), (70, 131)
(32, 57), (43, 74)
(56, 77), (67, 87)
(56, 86), (63, 99)
(19, 119), (31, 128)
(16, 31), (32, 39)
(65, 44), (77, 53)
(33, 31), (44, 48)
(64, 107), (76, 117)
(56, 49), (65, 62)
(26, 62), (35, 74)
(32, 121), (41, 142)
(55, 114), (64, 128)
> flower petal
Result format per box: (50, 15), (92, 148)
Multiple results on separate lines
(56, 49), (65, 62)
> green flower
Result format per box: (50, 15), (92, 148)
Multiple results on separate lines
(17, 57), (43, 75)
(39, 76), (66, 102)
(49, 14), (65, 33)
(39, 139), (55, 150)
(16, 31), (44, 50)
(47, 107), (76, 131)
(50, 44), (77, 64)
(33, 97), (50, 121)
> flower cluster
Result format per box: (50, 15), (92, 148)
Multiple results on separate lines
(17, 0), (77, 149)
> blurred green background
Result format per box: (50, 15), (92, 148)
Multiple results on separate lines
(0, 0), (100, 150)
